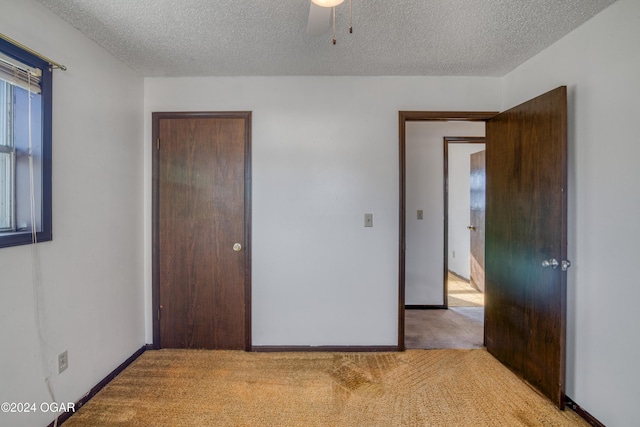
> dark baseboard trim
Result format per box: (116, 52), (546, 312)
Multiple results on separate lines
(405, 305), (447, 310)
(447, 269), (470, 283)
(252, 345), (399, 353)
(565, 396), (606, 427)
(49, 344), (151, 427)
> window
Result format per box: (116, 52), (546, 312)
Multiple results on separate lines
(0, 39), (52, 248)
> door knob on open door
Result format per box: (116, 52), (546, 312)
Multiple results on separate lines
(541, 258), (559, 269)
(233, 243), (242, 252)
(467, 225), (476, 231)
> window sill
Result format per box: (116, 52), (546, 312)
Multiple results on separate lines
(0, 230), (52, 249)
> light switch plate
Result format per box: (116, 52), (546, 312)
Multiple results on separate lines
(364, 213), (373, 227)
(417, 210), (424, 220)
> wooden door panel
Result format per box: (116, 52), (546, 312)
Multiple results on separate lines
(485, 87), (567, 408)
(208, 118), (246, 349)
(157, 115), (248, 350)
(470, 150), (486, 293)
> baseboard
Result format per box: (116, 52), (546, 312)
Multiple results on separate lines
(405, 305), (447, 310)
(252, 345), (399, 352)
(49, 344), (151, 427)
(565, 396), (606, 427)
(447, 269), (470, 282)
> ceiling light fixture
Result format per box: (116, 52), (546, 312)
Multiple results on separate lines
(312, 0), (353, 45)
(312, 0), (344, 6)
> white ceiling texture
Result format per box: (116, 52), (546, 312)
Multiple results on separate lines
(35, 0), (617, 77)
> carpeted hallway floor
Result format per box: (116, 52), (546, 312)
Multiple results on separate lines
(405, 272), (485, 349)
(405, 307), (484, 349)
(62, 349), (587, 426)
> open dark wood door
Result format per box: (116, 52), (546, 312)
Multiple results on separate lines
(469, 150), (486, 293)
(485, 87), (568, 408)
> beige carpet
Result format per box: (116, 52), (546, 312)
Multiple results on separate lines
(63, 349), (586, 426)
(448, 272), (484, 307)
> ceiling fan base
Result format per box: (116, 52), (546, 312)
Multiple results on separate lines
(311, 0), (345, 7)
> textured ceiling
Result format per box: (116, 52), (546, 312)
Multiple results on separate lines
(35, 0), (616, 77)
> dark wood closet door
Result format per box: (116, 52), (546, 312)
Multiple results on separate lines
(156, 113), (250, 349)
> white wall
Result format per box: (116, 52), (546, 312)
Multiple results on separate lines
(405, 122), (484, 305)
(0, 0), (635, 424)
(501, 0), (640, 424)
(0, 1), (145, 426)
(144, 77), (500, 345)
(448, 143), (485, 280)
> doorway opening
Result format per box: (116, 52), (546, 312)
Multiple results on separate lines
(404, 136), (486, 350)
(444, 136), (485, 310)
(398, 112), (497, 351)
(400, 88), (568, 408)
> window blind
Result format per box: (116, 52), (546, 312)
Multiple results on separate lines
(0, 52), (42, 94)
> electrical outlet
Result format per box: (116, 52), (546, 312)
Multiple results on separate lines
(417, 210), (424, 220)
(58, 351), (68, 374)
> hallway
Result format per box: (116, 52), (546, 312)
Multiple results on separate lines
(405, 307), (484, 349)
(406, 273), (484, 349)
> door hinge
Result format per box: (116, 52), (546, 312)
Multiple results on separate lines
(156, 138), (160, 150)
(157, 307), (161, 320)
